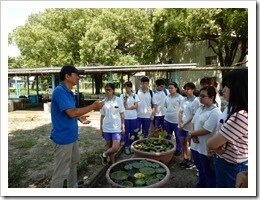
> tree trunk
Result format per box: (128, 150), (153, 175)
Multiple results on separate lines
(93, 74), (103, 94)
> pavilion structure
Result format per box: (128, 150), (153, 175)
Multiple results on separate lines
(8, 63), (246, 107)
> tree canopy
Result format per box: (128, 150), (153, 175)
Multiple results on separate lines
(9, 8), (248, 68)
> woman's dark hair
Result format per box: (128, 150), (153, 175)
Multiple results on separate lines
(105, 83), (115, 94)
(200, 77), (218, 88)
(183, 82), (196, 90)
(209, 77), (218, 88)
(200, 77), (211, 86)
(124, 81), (133, 88)
(222, 69), (248, 119)
(155, 79), (165, 86)
(169, 82), (180, 94)
(200, 86), (216, 104)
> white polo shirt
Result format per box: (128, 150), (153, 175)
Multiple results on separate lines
(100, 96), (125, 132)
(154, 89), (169, 117)
(119, 93), (140, 119)
(136, 89), (157, 119)
(164, 93), (184, 124)
(179, 96), (200, 131)
(216, 106), (228, 132)
(215, 93), (222, 108)
(190, 105), (222, 156)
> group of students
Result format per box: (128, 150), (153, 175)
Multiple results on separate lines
(99, 70), (248, 188)
(49, 64), (248, 188)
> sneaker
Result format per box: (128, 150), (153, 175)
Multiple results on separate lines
(179, 159), (189, 167)
(100, 153), (108, 165)
(124, 147), (131, 155)
(184, 160), (195, 169)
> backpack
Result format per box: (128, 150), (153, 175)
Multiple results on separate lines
(136, 89), (154, 107)
(154, 88), (168, 96)
(136, 89), (153, 98)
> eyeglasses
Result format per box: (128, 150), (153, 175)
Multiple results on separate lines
(199, 94), (209, 98)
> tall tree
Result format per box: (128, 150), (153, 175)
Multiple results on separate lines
(150, 9), (183, 63)
(10, 8), (153, 93)
(180, 8), (248, 67)
(79, 8), (152, 66)
(79, 9), (153, 92)
(152, 8), (248, 69)
(10, 8), (248, 82)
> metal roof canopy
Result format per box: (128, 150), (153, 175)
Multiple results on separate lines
(8, 63), (247, 76)
(8, 63), (198, 76)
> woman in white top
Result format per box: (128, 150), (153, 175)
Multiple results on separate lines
(178, 82), (200, 168)
(189, 86), (221, 188)
(120, 81), (140, 155)
(154, 79), (169, 129)
(100, 83), (125, 165)
(164, 82), (184, 155)
(200, 76), (222, 108)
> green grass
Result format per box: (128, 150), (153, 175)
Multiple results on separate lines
(20, 139), (37, 149)
(77, 151), (102, 174)
(8, 160), (30, 187)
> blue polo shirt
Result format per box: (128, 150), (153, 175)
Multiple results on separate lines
(50, 82), (78, 144)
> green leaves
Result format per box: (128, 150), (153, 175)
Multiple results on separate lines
(9, 8), (247, 68)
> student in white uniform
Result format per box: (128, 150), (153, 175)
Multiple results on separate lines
(99, 83), (125, 165)
(164, 82), (184, 155)
(136, 76), (157, 138)
(120, 81), (140, 155)
(200, 76), (221, 108)
(189, 86), (221, 188)
(178, 82), (200, 168)
(154, 79), (169, 130)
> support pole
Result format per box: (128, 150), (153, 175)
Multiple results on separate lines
(51, 74), (56, 89)
(108, 72), (113, 83)
(92, 77), (94, 94)
(36, 76), (39, 104)
(15, 77), (20, 98)
(26, 76), (30, 97)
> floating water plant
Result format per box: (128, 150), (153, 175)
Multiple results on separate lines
(133, 139), (173, 153)
(106, 158), (170, 188)
(110, 171), (128, 181)
(131, 138), (175, 164)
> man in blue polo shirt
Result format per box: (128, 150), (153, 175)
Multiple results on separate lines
(50, 64), (104, 188)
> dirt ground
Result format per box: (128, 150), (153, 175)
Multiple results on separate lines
(8, 108), (197, 188)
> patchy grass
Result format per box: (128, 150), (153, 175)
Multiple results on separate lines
(20, 139), (37, 149)
(8, 160), (30, 187)
(8, 114), (105, 188)
(77, 151), (102, 175)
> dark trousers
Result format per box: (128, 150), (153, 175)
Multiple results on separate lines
(137, 117), (151, 138)
(191, 149), (216, 188)
(124, 118), (139, 147)
(154, 116), (165, 129)
(164, 120), (182, 152)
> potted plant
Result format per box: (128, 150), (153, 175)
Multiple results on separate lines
(106, 158), (170, 188)
(130, 128), (175, 165)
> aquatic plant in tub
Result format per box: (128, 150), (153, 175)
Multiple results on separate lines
(106, 158), (170, 188)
